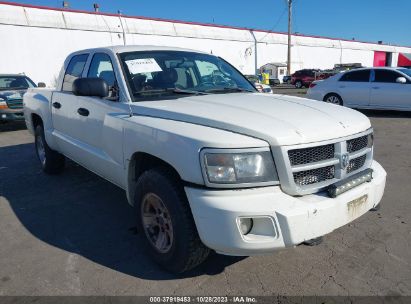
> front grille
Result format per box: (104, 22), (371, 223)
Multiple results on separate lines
(293, 166), (335, 186)
(288, 144), (335, 166)
(347, 135), (368, 153)
(347, 155), (366, 173)
(6, 100), (23, 109)
(282, 131), (373, 195)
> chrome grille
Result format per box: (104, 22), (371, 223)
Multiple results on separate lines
(288, 144), (334, 166)
(347, 135), (368, 153)
(347, 155), (366, 173)
(293, 166), (335, 186)
(279, 130), (373, 196)
(6, 100), (23, 109)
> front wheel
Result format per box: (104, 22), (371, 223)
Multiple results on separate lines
(324, 93), (343, 106)
(34, 124), (65, 174)
(135, 167), (210, 273)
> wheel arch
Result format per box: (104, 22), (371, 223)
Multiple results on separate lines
(126, 151), (183, 206)
(31, 113), (43, 129)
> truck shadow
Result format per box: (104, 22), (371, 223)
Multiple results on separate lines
(0, 121), (27, 132)
(0, 143), (244, 280)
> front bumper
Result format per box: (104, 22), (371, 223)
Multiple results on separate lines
(185, 161), (386, 256)
(305, 90), (323, 101)
(0, 110), (25, 121)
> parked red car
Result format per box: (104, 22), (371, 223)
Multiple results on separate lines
(291, 69), (319, 88)
(291, 69), (337, 88)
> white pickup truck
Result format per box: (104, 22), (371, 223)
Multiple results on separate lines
(24, 45), (386, 273)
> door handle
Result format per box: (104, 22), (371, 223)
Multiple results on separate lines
(77, 108), (90, 117)
(339, 85), (346, 88)
(52, 102), (61, 109)
(372, 87), (380, 90)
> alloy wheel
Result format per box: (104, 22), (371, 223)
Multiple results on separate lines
(141, 193), (174, 253)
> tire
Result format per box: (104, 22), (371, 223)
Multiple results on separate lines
(295, 80), (303, 88)
(324, 93), (343, 106)
(134, 167), (210, 273)
(34, 124), (65, 174)
(370, 203), (381, 211)
(303, 236), (323, 246)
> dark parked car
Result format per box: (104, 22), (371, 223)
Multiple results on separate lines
(269, 77), (280, 86)
(283, 75), (291, 84)
(0, 74), (37, 123)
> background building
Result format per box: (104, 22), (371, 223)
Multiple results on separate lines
(1, 1), (411, 86)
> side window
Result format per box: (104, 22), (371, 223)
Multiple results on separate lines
(339, 70), (370, 82)
(62, 54), (88, 91)
(87, 53), (116, 87)
(374, 70), (402, 83)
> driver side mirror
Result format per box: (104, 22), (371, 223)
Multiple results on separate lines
(73, 78), (109, 98)
(396, 77), (407, 84)
(37, 82), (46, 88)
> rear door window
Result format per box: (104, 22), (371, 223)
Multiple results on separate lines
(62, 54), (89, 91)
(339, 70), (370, 82)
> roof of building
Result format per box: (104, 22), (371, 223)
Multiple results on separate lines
(72, 45), (208, 55)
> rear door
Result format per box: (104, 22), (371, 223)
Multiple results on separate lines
(370, 69), (411, 110)
(51, 53), (89, 155)
(336, 70), (371, 107)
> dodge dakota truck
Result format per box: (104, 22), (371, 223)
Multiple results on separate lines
(24, 46), (386, 273)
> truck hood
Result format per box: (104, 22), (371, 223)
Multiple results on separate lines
(131, 93), (371, 146)
(0, 89), (26, 101)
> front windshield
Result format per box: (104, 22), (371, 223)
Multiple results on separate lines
(0, 76), (35, 91)
(119, 51), (256, 101)
(398, 68), (411, 78)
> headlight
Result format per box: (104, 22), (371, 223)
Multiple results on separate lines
(0, 101), (8, 109)
(202, 149), (279, 187)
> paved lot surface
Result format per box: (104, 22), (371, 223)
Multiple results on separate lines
(271, 85), (308, 96)
(0, 108), (410, 296)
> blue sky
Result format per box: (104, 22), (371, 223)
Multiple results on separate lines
(9, 0), (411, 46)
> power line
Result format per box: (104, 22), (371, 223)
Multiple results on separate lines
(257, 6), (288, 43)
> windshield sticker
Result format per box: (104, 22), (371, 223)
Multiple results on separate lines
(125, 58), (163, 74)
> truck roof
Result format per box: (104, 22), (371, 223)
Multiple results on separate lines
(71, 45), (208, 55)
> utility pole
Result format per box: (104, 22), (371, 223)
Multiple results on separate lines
(287, 0), (292, 75)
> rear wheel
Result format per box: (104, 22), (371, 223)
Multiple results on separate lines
(135, 167), (210, 273)
(295, 80), (303, 88)
(34, 124), (65, 174)
(324, 93), (343, 106)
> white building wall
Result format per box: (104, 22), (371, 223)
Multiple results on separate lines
(0, 3), (410, 86)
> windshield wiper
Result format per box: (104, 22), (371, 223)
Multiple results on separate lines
(203, 87), (255, 94)
(134, 88), (207, 96)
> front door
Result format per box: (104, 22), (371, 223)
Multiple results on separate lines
(73, 52), (130, 187)
(370, 69), (411, 110)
